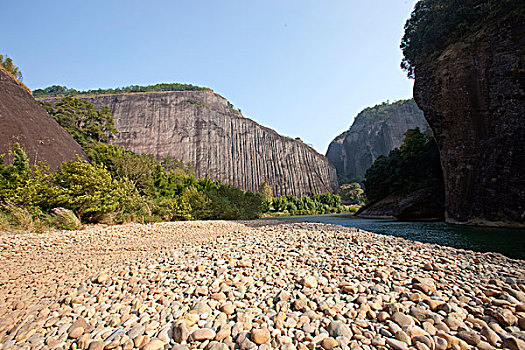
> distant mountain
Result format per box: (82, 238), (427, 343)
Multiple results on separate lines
(326, 99), (429, 180)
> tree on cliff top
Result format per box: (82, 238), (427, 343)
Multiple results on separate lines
(33, 82), (212, 98)
(401, 0), (524, 78)
(0, 54), (23, 81)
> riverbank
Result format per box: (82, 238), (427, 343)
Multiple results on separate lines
(0, 221), (524, 350)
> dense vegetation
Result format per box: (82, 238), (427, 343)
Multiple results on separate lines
(401, 0), (524, 78)
(33, 83), (212, 98)
(1, 97), (344, 229)
(41, 97), (117, 151)
(364, 128), (443, 203)
(0, 141), (266, 229)
(265, 193), (348, 216)
(0, 54), (23, 81)
(336, 183), (365, 206)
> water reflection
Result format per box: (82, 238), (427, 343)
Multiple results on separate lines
(265, 214), (525, 260)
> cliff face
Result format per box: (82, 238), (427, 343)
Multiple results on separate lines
(414, 17), (525, 227)
(0, 68), (86, 169)
(326, 99), (428, 179)
(78, 91), (337, 196)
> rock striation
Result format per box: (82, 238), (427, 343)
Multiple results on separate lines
(74, 91), (336, 196)
(0, 68), (86, 169)
(326, 99), (428, 180)
(413, 15), (525, 227)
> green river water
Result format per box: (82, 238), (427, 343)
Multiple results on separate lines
(265, 214), (525, 260)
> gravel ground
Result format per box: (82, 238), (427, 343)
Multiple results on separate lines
(0, 221), (524, 350)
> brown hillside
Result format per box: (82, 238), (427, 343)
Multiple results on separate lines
(0, 68), (87, 169)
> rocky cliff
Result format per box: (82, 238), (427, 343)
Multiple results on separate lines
(326, 99), (428, 179)
(0, 68), (86, 169)
(55, 91), (337, 196)
(413, 15), (525, 227)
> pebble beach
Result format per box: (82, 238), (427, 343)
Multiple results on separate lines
(0, 221), (524, 350)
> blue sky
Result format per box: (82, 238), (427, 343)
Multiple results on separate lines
(1, 0), (418, 153)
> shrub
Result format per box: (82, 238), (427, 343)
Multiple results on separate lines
(48, 207), (82, 230)
(1, 203), (41, 231)
(336, 183), (366, 205)
(53, 159), (142, 222)
(0, 54), (23, 81)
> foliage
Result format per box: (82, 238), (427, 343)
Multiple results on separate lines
(401, 0), (524, 78)
(41, 97), (117, 149)
(33, 83), (212, 98)
(265, 192), (346, 216)
(48, 208), (83, 230)
(359, 99), (411, 121)
(364, 128), (443, 202)
(53, 159), (144, 222)
(0, 54), (23, 81)
(336, 183), (366, 205)
(88, 143), (158, 195)
(0, 144), (56, 210)
(0, 139), (266, 228)
(259, 180), (273, 201)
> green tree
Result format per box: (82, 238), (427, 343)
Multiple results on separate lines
(364, 128), (443, 203)
(89, 143), (158, 196)
(0, 144), (57, 210)
(336, 183), (365, 205)
(33, 82), (212, 98)
(259, 180), (273, 201)
(42, 97), (117, 149)
(0, 54), (22, 81)
(400, 0), (523, 78)
(53, 159), (142, 222)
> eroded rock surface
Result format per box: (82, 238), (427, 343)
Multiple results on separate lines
(413, 16), (525, 227)
(326, 99), (428, 179)
(45, 91), (337, 197)
(0, 68), (86, 169)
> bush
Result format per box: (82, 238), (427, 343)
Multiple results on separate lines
(264, 192), (346, 216)
(1, 204), (42, 231)
(336, 183), (366, 205)
(0, 54), (23, 81)
(53, 159), (143, 223)
(49, 208), (82, 230)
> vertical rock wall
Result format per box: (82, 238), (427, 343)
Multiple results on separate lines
(80, 91), (337, 196)
(414, 18), (525, 227)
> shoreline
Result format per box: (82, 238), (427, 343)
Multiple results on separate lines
(1, 220), (524, 349)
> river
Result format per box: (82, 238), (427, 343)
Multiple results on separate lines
(264, 214), (525, 260)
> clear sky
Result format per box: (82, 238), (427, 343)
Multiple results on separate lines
(1, 0), (418, 154)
